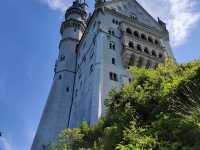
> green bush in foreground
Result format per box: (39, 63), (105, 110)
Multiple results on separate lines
(49, 59), (200, 150)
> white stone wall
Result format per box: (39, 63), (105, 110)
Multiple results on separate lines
(69, 12), (131, 127)
(69, 5), (174, 128)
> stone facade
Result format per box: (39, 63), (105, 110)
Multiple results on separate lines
(31, 0), (174, 149)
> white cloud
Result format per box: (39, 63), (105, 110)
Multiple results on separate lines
(42, 0), (73, 11)
(137, 0), (200, 47)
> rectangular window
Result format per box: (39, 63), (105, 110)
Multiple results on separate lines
(90, 64), (94, 74)
(109, 41), (115, 50)
(109, 72), (118, 81)
(112, 58), (116, 65)
(60, 55), (65, 61)
(66, 87), (70, 92)
(58, 74), (62, 80)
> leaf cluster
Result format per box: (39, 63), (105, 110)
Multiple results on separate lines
(49, 59), (200, 150)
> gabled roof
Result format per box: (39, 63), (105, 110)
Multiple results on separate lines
(101, 0), (163, 31)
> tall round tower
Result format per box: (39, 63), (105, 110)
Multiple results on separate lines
(31, 1), (87, 149)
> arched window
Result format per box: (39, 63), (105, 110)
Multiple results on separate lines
(137, 44), (142, 51)
(58, 74), (62, 80)
(60, 55), (65, 61)
(159, 53), (163, 58)
(148, 36), (153, 43)
(129, 41), (134, 48)
(112, 19), (119, 25)
(126, 28), (132, 34)
(108, 28), (115, 36)
(112, 58), (116, 65)
(112, 19), (115, 24)
(152, 50), (157, 57)
(134, 31), (139, 38)
(155, 39), (160, 46)
(109, 41), (115, 50)
(141, 34), (147, 40)
(109, 72), (118, 81)
(144, 47), (149, 54)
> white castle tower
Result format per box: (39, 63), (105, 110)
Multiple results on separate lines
(32, 0), (174, 149)
(31, 0), (87, 149)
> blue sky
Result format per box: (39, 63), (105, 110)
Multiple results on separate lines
(0, 0), (199, 149)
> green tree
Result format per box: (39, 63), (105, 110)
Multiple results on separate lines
(49, 59), (200, 150)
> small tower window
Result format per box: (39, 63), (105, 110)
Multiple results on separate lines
(112, 58), (116, 65)
(131, 14), (137, 20)
(129, 42), (134, 48)
(134, 31), (139, 38)
(126, 28), (132, 34)
(112, 19), (119, 25)
(66, 87), (70, 92)
(152, 50), (157, 57)
(60, 55), (65, 61)
(159, 53), (163, 58)
(58, 75), (62, 80)
(144, 47), (149, 54)
(109, 41), (115, 50)
(108, 28), (115, 36)
(42, 145), (47, 150)
(148, 36), (153, 43)
(90, 64), (94, 74)
(109, 72), (118, 81)
(112, 19), (115, 24)
(155, 39), (159, 45)
(137, 44), (142, 51)
(141, 34), (147, 40)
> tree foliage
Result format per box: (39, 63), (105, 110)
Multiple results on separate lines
(49, 59), (200, 150)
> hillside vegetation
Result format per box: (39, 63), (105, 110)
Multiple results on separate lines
(49, 59), (200, 150)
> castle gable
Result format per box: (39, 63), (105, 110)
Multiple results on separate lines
(103, 0), (162, 31)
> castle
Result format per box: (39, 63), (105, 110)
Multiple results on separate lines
(31, 0), (174, 149)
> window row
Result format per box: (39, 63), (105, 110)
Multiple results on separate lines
(128, 41), (163, 58)
(79, 50), (95, 66)
(126, 28), (160, 46)
(57, 74), (70, 92)
(112, 19), (120, 25)
(108, 29), (115, 36)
